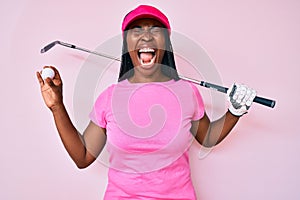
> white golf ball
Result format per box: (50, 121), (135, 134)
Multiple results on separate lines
(41, 68), (55, 80)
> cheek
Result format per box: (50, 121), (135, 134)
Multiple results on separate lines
(128, 51), (137, 61)
(126, 36), (137, 53)
(126, 42), (133, 53)
(157, 50), (165, 63)
(156, 37), (166, 50)
(157, 38), (166, 58)
(127, 47), (139, 66)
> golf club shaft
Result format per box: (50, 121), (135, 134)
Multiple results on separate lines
(41, 40), (276, 108)
(41, 40), (121, 61)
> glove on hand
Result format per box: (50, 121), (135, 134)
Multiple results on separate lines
(227, 83), (256, 116)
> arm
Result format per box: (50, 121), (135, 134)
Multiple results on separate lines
(37, 66), (106, 168)
(191, 83), (256, 147)
(191, 111), (239, 147)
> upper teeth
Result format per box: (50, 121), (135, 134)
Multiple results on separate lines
(139, 48), (155, 53)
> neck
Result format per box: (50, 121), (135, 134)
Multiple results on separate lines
(128, 71), (171, 83)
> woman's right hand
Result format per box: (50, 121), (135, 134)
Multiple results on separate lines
(36, 66), (64, 111)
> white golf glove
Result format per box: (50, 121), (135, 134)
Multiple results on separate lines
(227, 83), (256, 116)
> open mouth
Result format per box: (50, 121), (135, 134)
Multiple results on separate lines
(138, 48), (157, 66)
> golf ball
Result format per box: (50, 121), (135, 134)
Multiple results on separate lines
(41, 68), (55, 80)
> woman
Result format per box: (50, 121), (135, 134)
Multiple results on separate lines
(37, 5), (256, 199)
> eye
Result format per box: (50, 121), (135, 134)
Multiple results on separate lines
(130, 26), (143, 35)
(150, 27), (163, 35)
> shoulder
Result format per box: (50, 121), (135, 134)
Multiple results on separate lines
(178, 79), (205, 106)
(94, 84), (117, 104)
(173, 79), (202, 95)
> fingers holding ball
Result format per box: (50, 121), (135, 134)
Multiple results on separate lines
(41, 67), (55, 80)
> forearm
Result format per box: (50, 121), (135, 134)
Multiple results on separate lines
(195, 82), (256, 147)
(51, 104), (88, 168)
(205, 111), (239, 147)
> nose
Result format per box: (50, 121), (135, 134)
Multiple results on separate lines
(141, 29), (153, 41)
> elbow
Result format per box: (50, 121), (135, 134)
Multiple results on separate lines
(76, 164), (88, 169)
(196, 136), (215, 148)
(201, 138), (219, 148)
(75, 160), (90, 169)
(73, 153), (96, 169)
(202, 142), (216, 148)
(202, 139), (224, 148)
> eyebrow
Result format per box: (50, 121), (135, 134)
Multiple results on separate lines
(130, 25), (162, 29)
(130, 25), (142, 29)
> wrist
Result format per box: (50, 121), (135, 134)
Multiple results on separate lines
(50, 102), (65, 113)
(228, 105), (247, 117)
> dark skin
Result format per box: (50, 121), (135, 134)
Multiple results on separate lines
(37, 67), (106, 168)
(37, 18), (239, 169)
(126, 19), (170, 83)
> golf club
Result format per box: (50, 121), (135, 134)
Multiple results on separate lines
(41, 40), (276, 108)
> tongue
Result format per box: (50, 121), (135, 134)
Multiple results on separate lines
(140, 53), (154, 63)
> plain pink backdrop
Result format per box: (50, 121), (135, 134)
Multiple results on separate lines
(1, 0), (299, 199)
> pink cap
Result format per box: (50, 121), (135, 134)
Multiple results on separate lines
(122, 5), (171, 34)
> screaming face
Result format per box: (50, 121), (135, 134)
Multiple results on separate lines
(126, 19), (167, 79)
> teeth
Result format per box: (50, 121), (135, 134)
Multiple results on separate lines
(138, 48), (155, 53)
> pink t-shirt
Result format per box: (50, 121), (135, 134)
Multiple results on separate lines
(90, 79), (205, 199)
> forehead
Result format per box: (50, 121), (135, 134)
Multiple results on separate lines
(127, 18), (164, 28)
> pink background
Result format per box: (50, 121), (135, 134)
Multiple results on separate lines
(1, 0), (299, 199)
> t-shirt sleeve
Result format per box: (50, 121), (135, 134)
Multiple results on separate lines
(89, 85), (113, 128)
(190, 83), (205, 121)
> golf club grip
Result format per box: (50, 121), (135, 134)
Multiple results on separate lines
(201, 82), (276, 108)
(252, 96), (276, 108)
(40, 41), (58, 53)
